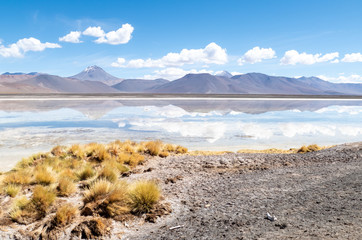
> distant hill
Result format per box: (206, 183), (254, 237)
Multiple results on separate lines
(70, 65), (123, 86)
(17, 74), (119, 93)
(2, 72), (38, 76)
(112, 78), (169, 92)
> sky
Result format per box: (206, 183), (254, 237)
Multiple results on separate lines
(1, 0), (362, 83)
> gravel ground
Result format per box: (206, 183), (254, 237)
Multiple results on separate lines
(0, 142), (361, 239)
(122, 142), (362, 240)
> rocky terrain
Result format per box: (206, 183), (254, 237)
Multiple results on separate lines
(0, 142), (361, 239)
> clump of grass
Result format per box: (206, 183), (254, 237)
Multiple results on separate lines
(128, 180), (160, 214)
(164, 144), (176, 152)
(4, 184), (21, 197)
(3, 170), (32, 185)
(57, 178), (77, 196)
(15, 156), (35, 169)
(51, 145), (67, 158)
(68, 144), (84, 159)
(86, 143), (111, 162)
(9, 196), (30, 221)
(59, 169), (78, 181)
(98, 164), (119, 183)
(297, 144), (322, 153)
(78, 165), (96, 181)
(117, 153), (131, 164)
(176, 145), (188, 154)
(105, 181), (130, 216)
(54, 204), (78, 226)
(31, 185), (56, 213)
(145, 140), (163, 156)
(34, 166), (56, 185)
(83, 179), (113, 203)
(159, 151), (169, 158)
(127, 153), (145, 167)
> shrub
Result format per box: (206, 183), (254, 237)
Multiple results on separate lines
(145, 140), (163, 156)
(78, 165), (96, 181)
(57, 178), (77, 196)
(4, 184), (21, 197)
(3, 170), (32, 185)
(55, 204), (78, 226)
(31, 185), (56, 213)
(83, 179), (113, 203)
(128, 180), (160, 214)
(164, 144), (176, 152)
(98, 164), (119, 183)
(297, 144), (321, 153)
(34, 166), (56, 185)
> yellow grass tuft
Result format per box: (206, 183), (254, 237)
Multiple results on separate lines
(78, 165), (96, 181)
(128, 180), (160, 214)
(297, 144), (322, 153)
(68, 144), (85, 159)
(57, 178), (77, 196)
(176, 145), (188, 154)
(31, 185), (56, 213)
(3, 170), (32, 185)
(159, 151), (170, 158)
(34, 166), (57, 185)
(83, 179), (113, 203)
(98, 164), (119, 183)
(51, 145), (67, 158)
(54, 203), (78, 226)
(4, 184), (21, 197)
(145, 140), (163, 156)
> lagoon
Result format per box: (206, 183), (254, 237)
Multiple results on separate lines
(0, 96), (361, 171)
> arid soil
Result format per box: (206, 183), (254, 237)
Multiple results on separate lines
(123, 142), (362, 240)
(0, 142), (361, 239)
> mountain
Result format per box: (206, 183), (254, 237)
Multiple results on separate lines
(148, 72), (362, 95)
(18, 74), (120, 93)
(215, 71), (233, 78)
(70, 65), (123, 86)
(150, 73), (245, 94)
(112, 78), (169, 92)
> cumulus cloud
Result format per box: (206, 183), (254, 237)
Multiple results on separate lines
(341, 52), (362, 62)
(317, 74), (362, 83)
(111, 42), (228, 68)
(83, 26), (105, 38)
(0, 37), (61, 58)
(59, 31), (82, 43)
(237, 47), (276, 65)
(143, 67), (214, 80)
(94, 24), (134, 45)
(280, 50), (339, 65)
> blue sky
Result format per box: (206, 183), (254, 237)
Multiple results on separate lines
(1, 0), (362, 82)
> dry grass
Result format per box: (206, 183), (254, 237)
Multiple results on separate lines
(31, 185), (56, 213)
(297, 144), (323, 153)
(57, 178), (77, 196)
(86, 143), (111, 162)
(145, 140), (163, 156)
(68, 144), (84, 159)
(128, 180), (160, 214)
(51, 145), (66, 157)
(78, 165), (96, 181)
(127, 153), (145, 167)
(175, 145), (188, 154)
(3, 170), (32, 185)
(54, 204), (78, 226)
(4, 184), (21, 197)
(159, 151), (170, 158)
(98, 164), (119, 183)
(83, 179), (113, 203)
(34, 166), (57, 185)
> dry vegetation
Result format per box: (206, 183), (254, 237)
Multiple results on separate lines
(237, 144), (329, 154)
(0, 140), (187, 239)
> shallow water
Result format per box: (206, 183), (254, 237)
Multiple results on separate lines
(0, 97), (361, 171)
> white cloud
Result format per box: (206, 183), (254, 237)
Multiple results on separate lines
(83, 26), (105, 38)
(111, 42), (228, 68)
(341, 52), (362, 62)
(0, 37), (61, 58)
(280, 50), (339, 65)
(230, 71), (243, 76)
(95, 23), (134, 45)
(317, 74), (362, 83)
(59, 31), (82, 43)
(237, 47), (276, 65)
(143, 67), (214, 80)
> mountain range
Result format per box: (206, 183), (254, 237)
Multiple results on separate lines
(1, 66), (361, 95)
